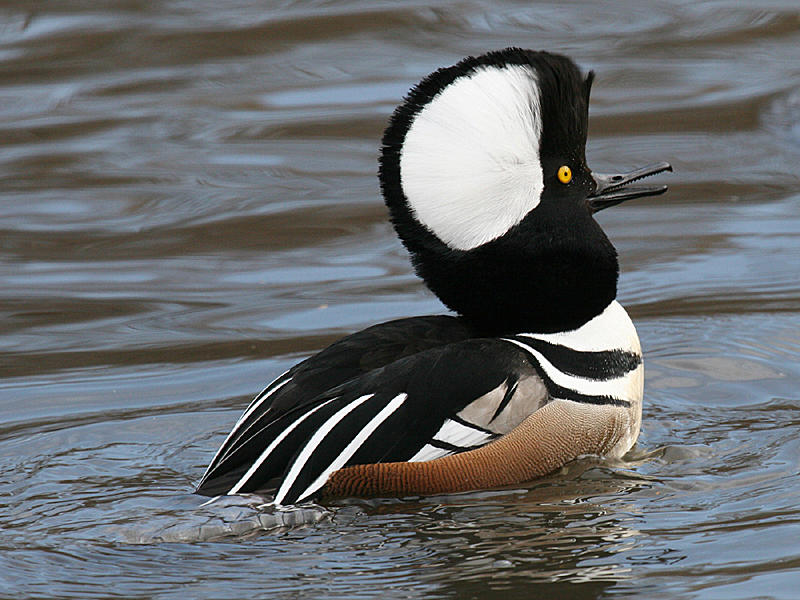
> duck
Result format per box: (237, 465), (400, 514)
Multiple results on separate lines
(195, 47), (671, 506)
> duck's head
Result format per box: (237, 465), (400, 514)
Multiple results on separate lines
(379, 48), (671, 335)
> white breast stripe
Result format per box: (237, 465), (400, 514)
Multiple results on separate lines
(408, 443), (452, 463)
(228, 397), (337, 495)
(273, 393), (376, 506)
(433, 418), (495, 448)
(519, 301), (640, 354)
(293, 393), (409, 504)
(503, 338), (635, 401)
(200, 372), (292, 480)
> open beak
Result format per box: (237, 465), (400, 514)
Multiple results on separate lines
(588, 161), (673, 213)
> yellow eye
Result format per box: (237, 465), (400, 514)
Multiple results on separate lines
(557, 165), (572, 184)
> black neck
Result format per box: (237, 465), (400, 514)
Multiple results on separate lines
(391, 205), (619, 335)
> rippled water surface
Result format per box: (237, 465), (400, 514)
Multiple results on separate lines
(2, 1), (799, 598)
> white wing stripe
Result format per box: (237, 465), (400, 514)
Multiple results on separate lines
(433, 418), (495, 448)
(200, 372), (292, 480)
(273, 393), (376, 505)
(236, 372), (292, 429)
(228, 397), (336, 495)
(408, 443), (451, 463)
(293, 393), (409, 504)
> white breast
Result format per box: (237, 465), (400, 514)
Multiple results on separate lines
(511, 300), (644, 456)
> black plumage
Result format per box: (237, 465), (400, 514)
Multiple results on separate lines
(196, 47), (667, 504)
(197, 317), (539, 502)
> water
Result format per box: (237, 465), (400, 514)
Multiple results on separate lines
(1, 1), (799, 597)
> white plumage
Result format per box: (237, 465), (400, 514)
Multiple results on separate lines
(400, 64), (544, 251)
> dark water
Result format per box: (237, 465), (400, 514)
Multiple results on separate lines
(2, 1), (799, 598)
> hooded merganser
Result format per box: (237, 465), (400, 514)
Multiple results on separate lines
(196, 48), (671, 505)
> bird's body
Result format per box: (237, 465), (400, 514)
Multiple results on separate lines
(196, 48), (670, 505)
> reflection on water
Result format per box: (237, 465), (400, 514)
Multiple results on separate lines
(1, 1), (799, 598)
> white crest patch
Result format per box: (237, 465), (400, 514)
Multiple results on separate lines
(400, 64), (544, 251)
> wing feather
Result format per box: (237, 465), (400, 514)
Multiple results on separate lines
(197, 322), (543, 504)
(278, 393), (409, 504)
(197, 309), (644, 504)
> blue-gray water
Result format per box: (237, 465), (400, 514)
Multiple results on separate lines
(1, 1), (799, 598)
